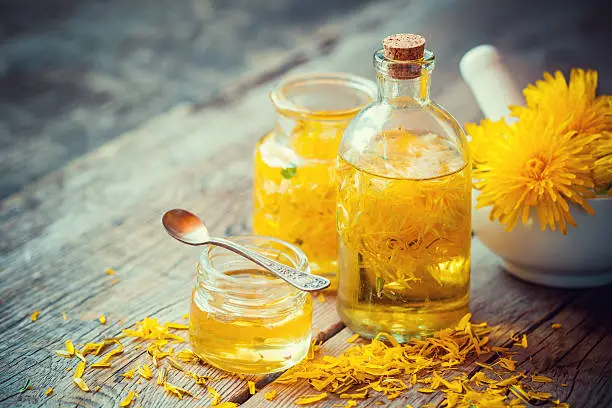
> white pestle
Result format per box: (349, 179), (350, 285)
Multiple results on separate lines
(459, 45), (524, 121)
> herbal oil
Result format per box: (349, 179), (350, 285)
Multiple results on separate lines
(336, 131), (471, 341)
(253, 130), (339, 279)
(189, 268), (312, 374)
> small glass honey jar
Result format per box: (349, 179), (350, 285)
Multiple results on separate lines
(189, 235), (313, 374)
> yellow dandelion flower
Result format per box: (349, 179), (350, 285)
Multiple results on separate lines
(472, 113), (596, 234)
(593, 123), (612, 190)
(465, 118), (511, 165)
(512, 69), (609, 136)
(511, 69), (612, 190)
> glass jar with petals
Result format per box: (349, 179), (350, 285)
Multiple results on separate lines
(253, 73), (377, 285)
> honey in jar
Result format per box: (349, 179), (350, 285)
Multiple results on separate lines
(189, 236), (312, 374)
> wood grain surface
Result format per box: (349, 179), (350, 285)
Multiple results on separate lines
(1, 0), (611, 407)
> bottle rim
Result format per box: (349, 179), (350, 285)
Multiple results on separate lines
(270, 72), (377, 121)
(374, 48), (436, 79)
(198, 235), (309, 295)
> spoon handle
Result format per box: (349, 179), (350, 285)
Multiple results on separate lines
(209, 238), (330, 291)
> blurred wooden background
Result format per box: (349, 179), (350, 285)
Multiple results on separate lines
(0, 0), (610, 199)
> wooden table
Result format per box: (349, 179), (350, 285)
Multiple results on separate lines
(1, 1), (611, 407)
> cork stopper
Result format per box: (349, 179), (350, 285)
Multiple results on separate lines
(382, 34), (426, 79)
(383, 34), (426, 61)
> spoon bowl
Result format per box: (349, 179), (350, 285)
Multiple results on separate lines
(162, 209), (330, 292)
(163, 209), (211, 245)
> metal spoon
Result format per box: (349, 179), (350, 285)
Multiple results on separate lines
(162, 209), (330, 292)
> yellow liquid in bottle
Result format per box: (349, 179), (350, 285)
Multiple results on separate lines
(189, 269), (312, 374)
(336, 131), (471, 341)
(253, 123), (344, 282)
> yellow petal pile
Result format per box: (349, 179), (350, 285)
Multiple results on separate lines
(277, 314), (567, 407)
(467, 68), (612, 233)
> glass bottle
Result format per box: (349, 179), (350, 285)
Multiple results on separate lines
(253, 73), (377, 284)
(190, 235), (312, 374)
(336, 34), (471, 341)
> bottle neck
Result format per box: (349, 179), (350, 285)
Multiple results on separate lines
(373, 48), (435, 106)
(376, 70), (432, 105)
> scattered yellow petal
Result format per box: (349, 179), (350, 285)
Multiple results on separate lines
(75, 352), (87, 363)
(562, 383), (568, 387)
(30, 310), (40, 322)
(248, 381), (256, 395)
(120, 390), (138, 407)
(65, 340), (75, 355)
(99, 315), (107, 325)
(45, 387), (53, 396)
(138, 364), (152, 380)
(55, 350), (73, 358)
(158, 367), (168, 385)
(207, 385), (221, 405)
(215, 403), (239, 408)
(91, 362), (112, 368)
(121, 367), (136, 379)
(340, 391), (368, 399)
(295, 392), (328, 405)
(177, 349), (202, 364)
(73, 377), (89, 392)
(111, 279), (119, 285)
(61, 312), (68, 321)
(165, 322), (189, 330)
(94, 386), (101, 392)
(532, 374), (553, 383)
(552, 323), (562, 329)
(418, 388), (435, 393)
(105, 268), (115, 275)
(164, 355), (182, 370)
(182, 313), (189, 319)
(74, 361), (86, 379)
(346, 333), (360, 343)
(122, 317), (185, 342)
(163, 381), (194, 400)
(499, 357), (517, 371)
(264, 390), (277, 401)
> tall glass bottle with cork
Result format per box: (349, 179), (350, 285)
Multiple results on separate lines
(336, 34), (471, 341)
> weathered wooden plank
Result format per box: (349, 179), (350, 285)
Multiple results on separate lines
(1, 0), (611, 407)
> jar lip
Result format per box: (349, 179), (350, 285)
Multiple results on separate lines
(269, 72), (377, 121)
(198, 235), (310, 292)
